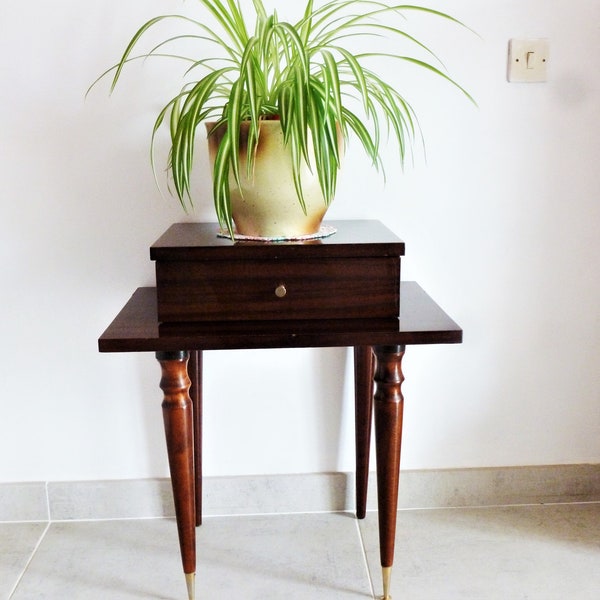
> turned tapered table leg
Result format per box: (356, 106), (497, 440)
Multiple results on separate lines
(354, 345), (375, 519)
(156, 351), (197, 600)
(188, 350), (203, 527)
(373, 345), (406, 600)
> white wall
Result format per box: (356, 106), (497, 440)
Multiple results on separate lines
(1, 0), (599, 483)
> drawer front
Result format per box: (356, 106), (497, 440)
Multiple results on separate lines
(156, 257), (400, 322)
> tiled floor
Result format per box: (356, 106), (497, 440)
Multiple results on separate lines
(3, 503), (599, 599)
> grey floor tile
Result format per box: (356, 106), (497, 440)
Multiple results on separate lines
(195, 513), (372, 599)
(0, 522), (48, 599)
(10, 519), (186, 600)
(11, 513), (372, 599)
(0, 483), (48, 522)
(359, 503), (600, 600)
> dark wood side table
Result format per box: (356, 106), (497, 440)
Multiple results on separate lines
(98, 221), (462, 599)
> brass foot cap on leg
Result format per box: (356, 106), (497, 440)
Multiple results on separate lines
(381, 566), (392, 600)
(185, 572), (196, 600)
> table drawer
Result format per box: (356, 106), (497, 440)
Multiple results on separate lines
(156, 256), (400, 322)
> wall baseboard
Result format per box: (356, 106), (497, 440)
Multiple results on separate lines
(2, 464), (599, 522)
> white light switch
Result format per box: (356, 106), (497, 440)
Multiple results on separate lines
(507, 39), (548, 82)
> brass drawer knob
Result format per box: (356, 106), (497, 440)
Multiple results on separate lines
(275, 284), (287, 298)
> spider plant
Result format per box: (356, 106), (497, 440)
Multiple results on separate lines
(95, 0), (473, 236)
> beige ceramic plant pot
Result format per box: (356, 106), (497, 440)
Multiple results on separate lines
(206, 120), (336, 238)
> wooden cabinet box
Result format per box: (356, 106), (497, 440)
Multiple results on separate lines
(150, 220), (404, 323)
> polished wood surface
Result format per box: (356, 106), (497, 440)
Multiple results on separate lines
(150, 219), (405, 261)
(99, 281), (461, 597)
(373, 346), (405, 569)
(354, 345), (375, 520)
(373, 345), (406, 599)
(188, 350), (203, 527)
(156, 256), (400, 322)
(152, 220), (403, 323)
(100, 221), (461, 598)
(99, 282), (462, 352)
(156, 351), (196, 575)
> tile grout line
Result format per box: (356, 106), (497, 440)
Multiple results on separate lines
(8, 483), (53, 598)
(354, 518), (377, 599)
(2, 466), (599, 522)
(8, 521), (51, 600)
(44, 481), (51, 521)
(19, 500), (600, 525)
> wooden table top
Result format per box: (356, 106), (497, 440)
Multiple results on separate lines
(99, 282), (462, 352)
(150, 220), (405, 261)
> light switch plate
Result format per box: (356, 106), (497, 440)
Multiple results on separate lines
(507, 38), (548, 82)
